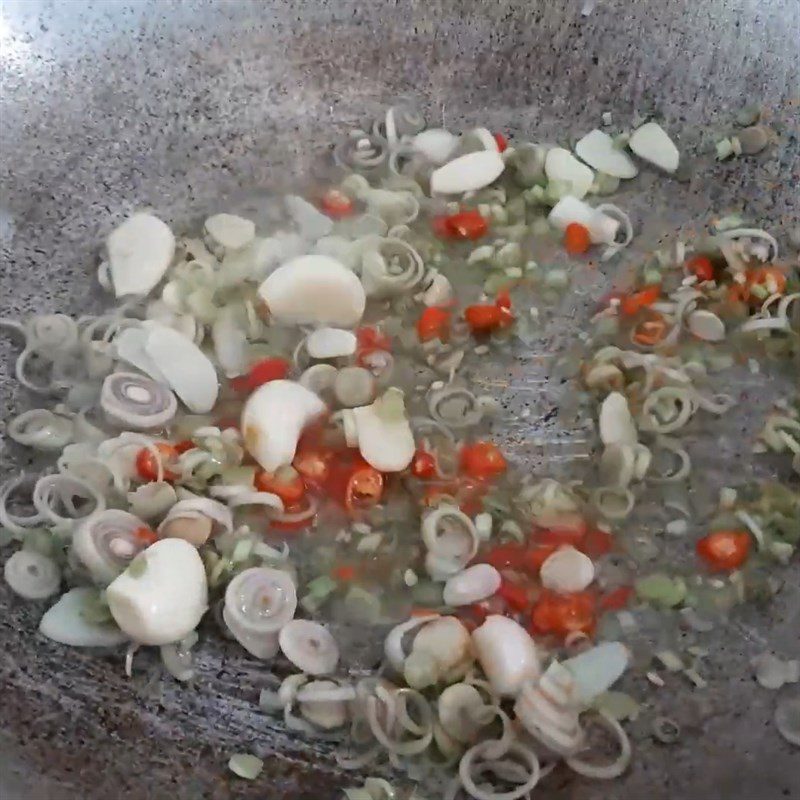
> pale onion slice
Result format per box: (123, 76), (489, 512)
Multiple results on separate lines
(544, 148), (595, 199)
(565, 711), (631, 779)
(443, 564), (502, 607)
(158, 497), (233, 546)
(412, 128), (460, 164)
(212, 309), (248, 378)
(563, 642), (630, 703)
(258, 255), (366, 328)
(204, 213), (255, 251)
(143, 324), (219, 413)
(39, 588), (129, 647)
(100, 371), (177, 430)
(352, 388), (415, 472)
(107, 213), (175, 298)
(430, 150), (505, 195)
(472, 615), (541, 697)
(438, 683), (489, 743)
(242, 380), (326, 472)
(4, 550), (60, 600)
(687, 309), (726, 341)
(224, 567), (297, 659)
(306, 328), (357, 360)
(279, 619), (339, 675)
(575, 130), (638, 179)
(599, 392), (637, 446)
(540, 547), (595, 593)
(72, 509), (150, 585)
(106, 538), (208, 646)
(774, 696), (800, 746)
(547, 197), (620, 245)
(628, 122), (680, 173)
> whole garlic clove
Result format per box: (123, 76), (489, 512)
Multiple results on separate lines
(472, 615), (541, 697)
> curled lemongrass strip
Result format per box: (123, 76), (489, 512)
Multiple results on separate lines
(71, 509), (151, 584)
(422, 505), (479, 581)
(223, 566), (297, 659)
(360, 238), (425, 299)
(458, 740), (541, 800)
(649, 436), (692, 483)
(8, 408), (74, 450)
(592, 486), (635, 520)
(565, 710), (632, 780)
(32, 473), (105, 529)
(428, 386), (484, 429)
(0, 474), (45, 535)
(100, 372), (177, 430)
(335, 130), (389, 172)
(4, 550), (61, 600)
(595, 204), (633, 261)
(718, 228), (779, 262)
(641, 386), (694, 434)
(366, 687), (434, 757)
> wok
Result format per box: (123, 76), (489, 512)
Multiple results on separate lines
(1, 1), (798, 798)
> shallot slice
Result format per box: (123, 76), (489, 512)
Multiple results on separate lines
(100, 371), (177, 430)
(204, 213), (255, 251)
(279, 619), (339, 675)
(4, 550), (60, 600)
(158, 497), (233, 546)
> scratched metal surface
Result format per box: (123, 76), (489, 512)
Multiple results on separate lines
(1, 1), (799, 798)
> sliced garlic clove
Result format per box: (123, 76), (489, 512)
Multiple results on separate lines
(113, 326), (169, 384)
(212, 308), (248, 378)
(279, 619), (339, 675)
(410, 616), (473, 682)
(106, 538), (208, 646)
(472, 615), (541, 697)
(39, 588), (129, 647)
(204, 213), (255, 251)
(430, 150), (505, 195)
(258, 255), (366, 328)
(599, 443), (636, 488)
(412, 128), (460, 164)
(540, 546), (596, 593)
(143, 324), (219, 413)
(563, 642), (630, 703)
(687, 309), (726, 341)
(305, 327), (357, 360)
(352, 388), (415, 472)
(628, 122), (680, 173)
(544, 148), (595, 199)
(107, 213), (175, 298)
(443, 564), (501, 606)
(548, 196), (620, 245)
(599, 392), (638, 447)
(334, 366), (376, 408)
(575, 129), (639, 179)
(241, 380), (326, 472)
(422, 271), (454, 307)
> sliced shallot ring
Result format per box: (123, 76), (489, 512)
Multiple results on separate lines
(279, 619), (339, 675)
(8, 408), (74, 450)
(458, 740), (541, 800)
(32, 473), (105, 528)
(385, 614), (440, 672)
(100, 371), (178, 430)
